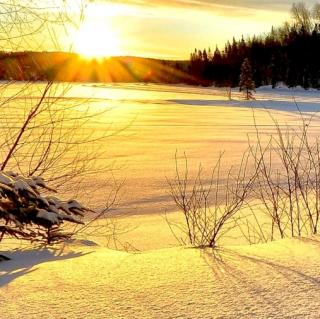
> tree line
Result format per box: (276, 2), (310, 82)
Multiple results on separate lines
(0, 51), (190, 83)
(190, 2), (320, 89)
(1, 2), (319, 89)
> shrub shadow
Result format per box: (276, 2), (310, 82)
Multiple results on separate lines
(0, 247), (90, 287)
(201, 240), (320, 288)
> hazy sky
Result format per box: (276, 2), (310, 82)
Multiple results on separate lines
(4, 0), (319, 59)
(72, 0), (318, 59)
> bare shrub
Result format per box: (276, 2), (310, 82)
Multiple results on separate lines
(168, 109), (320, 248)
(249, 110), (320, 239)
(167, 152), (255, 248)
(233, 204), (270, 245)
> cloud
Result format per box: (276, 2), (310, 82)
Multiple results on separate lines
(92, 0), (297, 13)
(87, 0), (304, 21)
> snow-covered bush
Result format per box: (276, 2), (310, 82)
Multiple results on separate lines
(0, 171), (88, 244)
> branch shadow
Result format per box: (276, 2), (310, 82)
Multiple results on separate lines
(201, 240), (320, 288)
(0, 247), (90, 287)
(199, 243), (320, 317)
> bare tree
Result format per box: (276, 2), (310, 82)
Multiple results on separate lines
(312, 3), (320, 22)
(0, 1), (84, 51)
(0, 81), (118, 193)
(291, 2), (312, 32)
(0, 1), (121, 247)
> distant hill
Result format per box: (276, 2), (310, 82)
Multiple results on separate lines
(0, 51), (203, 85)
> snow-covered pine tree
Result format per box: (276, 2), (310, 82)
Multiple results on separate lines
(239, 58), (255, 100)
(0, 171), (89, 246)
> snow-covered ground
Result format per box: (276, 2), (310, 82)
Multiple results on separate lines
(2, 82), (320, 215)
(2, 235), (320, 318)
(64, 83), (320, 214)
(2, 84), (320, 318)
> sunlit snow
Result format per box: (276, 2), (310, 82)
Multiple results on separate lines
(2, 84), (320, 318)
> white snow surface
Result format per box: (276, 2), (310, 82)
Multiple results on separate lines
(2, 84), (320, 318)
(2, 83), (320, 215)
(1, 235), (320, 318)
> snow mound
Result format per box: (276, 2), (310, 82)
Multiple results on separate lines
(1, 236), (320, 318)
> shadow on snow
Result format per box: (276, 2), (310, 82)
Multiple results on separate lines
(0, 247), (90, 287)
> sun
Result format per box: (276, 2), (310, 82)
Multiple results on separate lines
(74, 22), (122, 58)
(74, 5), (122, 58)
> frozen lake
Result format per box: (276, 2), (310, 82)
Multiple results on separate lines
(3, 82), (320, 319)
(2, 82), (320, 215)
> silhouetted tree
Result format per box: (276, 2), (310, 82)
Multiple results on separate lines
(239, 58), (255, 99)
(188, 2), (320, 90)
(291, 2), (312, 33)
(268, 55), (278, 88)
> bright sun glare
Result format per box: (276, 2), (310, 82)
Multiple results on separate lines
(74, 4), (122, 58)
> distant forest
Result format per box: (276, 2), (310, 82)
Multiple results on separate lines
(1, 3), (320, 89)
(190, 2), (320, 89)
(0, 52), (190, 84)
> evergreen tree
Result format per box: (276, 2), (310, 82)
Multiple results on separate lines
(268, 55), (278, 88)
(207, 47), (213, 60)
(239, 58), (255, 100)
(0, 172), (88, 246)
(188, 3), (320, 89)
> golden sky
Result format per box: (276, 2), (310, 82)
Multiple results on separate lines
(68, 0), (296, 59)
(2, 0), (319, 59)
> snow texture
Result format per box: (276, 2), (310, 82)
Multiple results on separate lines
(1, 236), (320, 318)
(2, 83), (320, 318)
